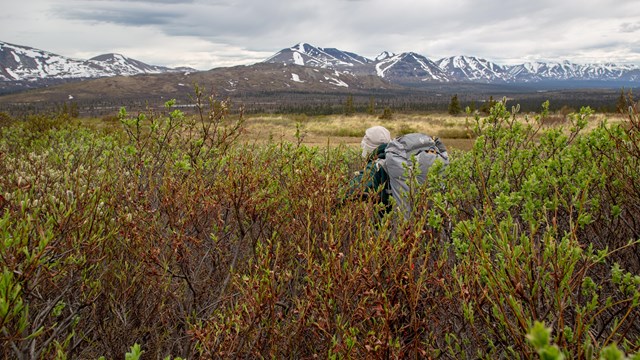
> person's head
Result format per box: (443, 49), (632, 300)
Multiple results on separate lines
(361, 126), (391, 158)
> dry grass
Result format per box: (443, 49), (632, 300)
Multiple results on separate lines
(243, 113), (475, 149)
(78, 110), (628, 152)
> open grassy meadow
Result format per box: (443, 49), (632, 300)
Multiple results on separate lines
(1, 98), (639, 359)
(242, 112), (477, 150)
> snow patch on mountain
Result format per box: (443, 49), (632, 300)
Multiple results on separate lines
(375, 55), (401, 77)
(375, 51), (395, 62)
(325, 75), (348, 87)
(293, 52), (305, 66)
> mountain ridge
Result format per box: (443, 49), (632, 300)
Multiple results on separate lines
(264, 42), (640, 84)
(1, 40), (639, 99)
(0, 41), (194, 82)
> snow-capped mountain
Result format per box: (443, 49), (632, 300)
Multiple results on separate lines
(375, 52), (448, 83)
(375, 51), (396, 62)
(263, 42), (371, 70)
(264, 43), (640, 85)
(506, 61), (640, 82)
(437, 56), (507, 83)
(264, 44), (449, 82)
(0, 41), (191, 82)
(2, 40), (639, 97)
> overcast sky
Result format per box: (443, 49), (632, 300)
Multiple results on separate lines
(2, 0), (640, 70)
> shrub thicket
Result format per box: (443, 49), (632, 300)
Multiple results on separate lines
(1, 93), (639, 358)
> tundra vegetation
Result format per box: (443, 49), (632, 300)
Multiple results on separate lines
(1, 87), (639, 359)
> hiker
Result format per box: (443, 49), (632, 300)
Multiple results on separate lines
(346, 126), (449, 218)
(346, 126), (393, 216)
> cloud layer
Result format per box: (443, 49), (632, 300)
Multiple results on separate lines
(3, 0), (640, 70)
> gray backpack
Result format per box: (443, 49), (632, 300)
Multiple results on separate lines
(382, 133), (449, 217)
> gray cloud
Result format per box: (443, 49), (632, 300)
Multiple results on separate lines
(3, 0), (639, 69)
(63, 8), (174, 26)
(59, 1), (183, 26)
(81, 0), (197, 3)
(621, 22), (640, 33)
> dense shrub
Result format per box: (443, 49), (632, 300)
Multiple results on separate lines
(1, 94), (638, 358)
(443, 99), (640, 358)
(0, 111), (14, 128)
(436, 127), (474, 139)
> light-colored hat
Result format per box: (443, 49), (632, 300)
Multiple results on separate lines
(361, 126), (391, 158)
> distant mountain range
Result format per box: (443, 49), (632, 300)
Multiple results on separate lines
(0, 41), (194, 82)
(264, 43), (640, 84)
(0, 40), (639, 99)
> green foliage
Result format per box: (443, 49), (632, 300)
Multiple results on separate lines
(527, 322), (565, 360)
(467, 100), (477, 113)
(448, 94), (462, 115)
(344, 94), (355, 116)
(125, 344), (144, 360)
(321, 127), (367, 137)
(56, 101), (79, 119)
(617, 88), (628, 114)
(379, 107), (393, 120)
(437, 127), (474, 139)
(396, 123), (418, 136)
(367, 96), (376, 115)
(0, 111), (14, 128)
(480, 95), (497, 114)
(599, 344), (640, 360)
(1, 93), (639, 358)
(527, 322), (640, 360)
(444, 98), (640, 358)
(23, 112), (74, 135)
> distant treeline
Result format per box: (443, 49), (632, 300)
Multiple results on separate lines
(1, 85), (637, 118)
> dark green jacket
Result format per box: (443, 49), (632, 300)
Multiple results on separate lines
(347, 143), (392, 213)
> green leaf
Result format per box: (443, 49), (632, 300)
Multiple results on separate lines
(599, 344), (625, 360)
(527, 321), (552, 349)
(125, 343), (144, 360)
